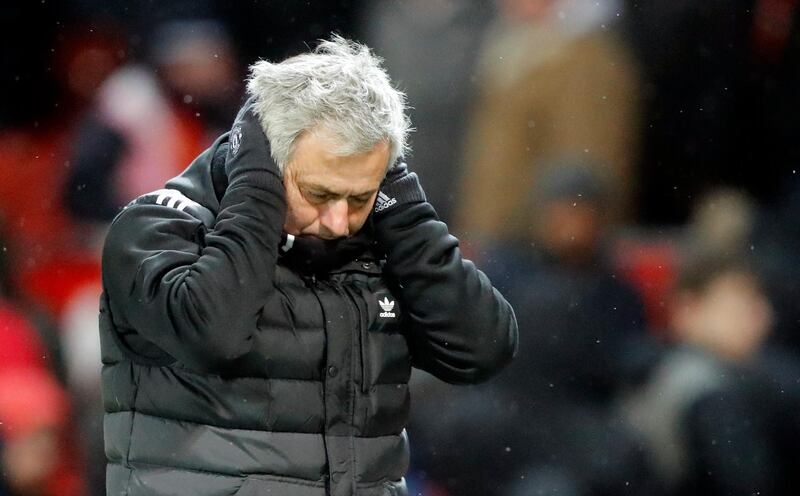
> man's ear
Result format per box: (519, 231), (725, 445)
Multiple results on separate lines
(281, 162), (298, 190)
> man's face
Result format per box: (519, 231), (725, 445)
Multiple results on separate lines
(283, 130), (389, 239)
(538, 199), (603, 266)
(672, 271), (773, 361)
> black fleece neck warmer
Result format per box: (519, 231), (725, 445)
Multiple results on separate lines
(277, 225), (375, 277)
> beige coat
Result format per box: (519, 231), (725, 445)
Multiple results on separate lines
(456, 20), (640, 243)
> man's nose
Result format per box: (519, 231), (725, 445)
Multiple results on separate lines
(319, 199), (349, 238)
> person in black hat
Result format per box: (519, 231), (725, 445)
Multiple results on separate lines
(409, 161), (661, 495)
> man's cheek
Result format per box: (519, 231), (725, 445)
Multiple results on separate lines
(349, 211), (370, 234)
(286, 201), (319, 234)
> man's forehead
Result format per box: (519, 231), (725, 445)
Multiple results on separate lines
(287, 130), (390, 195)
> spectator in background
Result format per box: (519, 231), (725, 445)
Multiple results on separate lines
(487, 163), (660, 400)
(621, 252), (800, 495)
(0, 369), (72, 496)
(686, 188), (757, 259)
(64, 19), (241, 224)
(58, 19), (242, 494)
(362, 0), (494, 224)
(410, 164), (659, 495)
(0, 16), (128, 322)
(456, 0), (640, 248)
(60, 276), (106, 496)
(681, 186), (800, 359)
(0, 226), (82, 496)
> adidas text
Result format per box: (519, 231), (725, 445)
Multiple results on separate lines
(375, 198), (397, 212)
(374, 192), (397, 212)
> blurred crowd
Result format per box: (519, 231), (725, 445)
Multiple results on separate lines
(1, 0), (799, 495)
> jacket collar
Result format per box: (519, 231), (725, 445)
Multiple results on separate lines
(278, 222), (378, 277)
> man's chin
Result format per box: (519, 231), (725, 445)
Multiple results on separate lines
(289, 232), (349, 242)
(308, 234), (350, 242)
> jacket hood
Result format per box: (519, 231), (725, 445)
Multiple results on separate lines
(165, 132), (229, 217)
(166, 95), (265, 215)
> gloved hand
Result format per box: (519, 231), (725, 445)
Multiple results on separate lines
(372, 162), (427, 219)
(224, 96), (282, 181)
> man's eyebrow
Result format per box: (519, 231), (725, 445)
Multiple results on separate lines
(304, 184), (377, 197)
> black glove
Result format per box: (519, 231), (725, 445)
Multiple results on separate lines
(372, 162), (427, 218)
(224, 96), (281, 181)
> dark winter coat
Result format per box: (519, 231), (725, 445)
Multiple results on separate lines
(99, 117), (517, 495)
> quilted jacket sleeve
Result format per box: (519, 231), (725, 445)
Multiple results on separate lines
(101, 165), (285, 372)
(372, 193), (519, 384)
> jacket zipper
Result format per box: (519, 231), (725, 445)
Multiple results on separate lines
(303, 273), (333, 495)
(345, 285), (371, 395)
(329, 283), (369, 396)
(326, 281), (364, 495)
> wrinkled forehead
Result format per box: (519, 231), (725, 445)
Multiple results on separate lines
(306, 125), (392, 165)
(288, 131), (389, 193)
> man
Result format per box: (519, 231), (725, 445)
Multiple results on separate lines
(99, 36), (518, 496)
(621, 253), (800, 495)
(410, 164), (659, 495)
(455, 0), (639, 245)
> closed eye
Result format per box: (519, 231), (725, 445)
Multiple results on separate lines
(349, 195), (373, 207)
(304, 190), (330, 203)
(303, 187), (374, 207)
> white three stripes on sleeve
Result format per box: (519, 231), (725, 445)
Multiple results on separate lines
(152, 189), (199, 212)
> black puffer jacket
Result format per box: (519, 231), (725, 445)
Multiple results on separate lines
(100, 106), (517, 496)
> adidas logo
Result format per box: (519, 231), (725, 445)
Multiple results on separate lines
(374, 191), (397, 213)
(378, 296), (396, 318)
(379, 297), (394, 312)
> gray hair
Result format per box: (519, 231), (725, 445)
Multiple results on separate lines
(246, 35), (411, 173)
